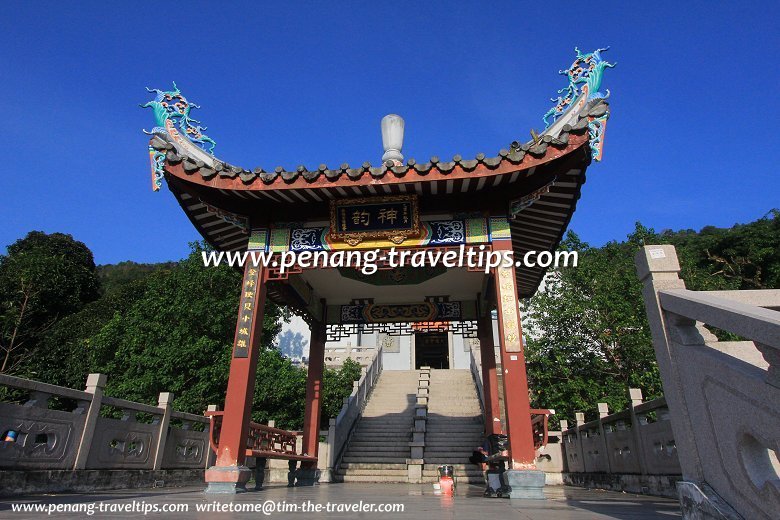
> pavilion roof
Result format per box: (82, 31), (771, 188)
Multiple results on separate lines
(146, 40), (618, 301)
(149, 99), (608, 299)
(148, 101), (605, 190)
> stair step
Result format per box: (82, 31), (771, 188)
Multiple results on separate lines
(424, 447), (482, 452)
(337, 469), (408, 476)
(338, 368), (487, 477)
(355, 430), (411, 434)
(340, 462), (407, 470)
(426, 432), (484, 436)
(357, 421), (413, 425)
(346, 447), (410, 454)
(342, 456), (409, 463)
(338, 475), (409, 483)
(356, 425), (411, 430)
(426, 419), (483, 424)
(360, 415), (414, 419)
(423, 453), (475, 458)
(348, 441), (410, 447)
(346, 444), (411, 450)
(426, 428), (483, 432)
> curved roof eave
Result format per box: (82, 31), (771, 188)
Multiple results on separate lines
(150, 101), (607, 194)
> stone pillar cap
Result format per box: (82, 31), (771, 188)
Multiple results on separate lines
(635, 245), (680, 281)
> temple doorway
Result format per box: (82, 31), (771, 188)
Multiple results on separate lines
(415, 332), (449, 369)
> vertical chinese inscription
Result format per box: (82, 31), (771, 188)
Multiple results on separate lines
(234, 267), (260, 358)
(496, 265), (522, 353)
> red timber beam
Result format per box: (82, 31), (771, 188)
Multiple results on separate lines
(477, 315), (503, 436)
(205, 263), (268, 492)
(491, 240), (536, 469)
(300, 320), (326, 477)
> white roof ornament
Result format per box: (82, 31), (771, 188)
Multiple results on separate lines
(381, 114), (404, 165)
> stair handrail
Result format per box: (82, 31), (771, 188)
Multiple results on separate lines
(326, 343), (384, 473)
(468, 342), (485, 416)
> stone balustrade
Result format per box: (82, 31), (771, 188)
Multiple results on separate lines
(1, 348), (383, 490)
(324, 345), (377, 367)
(636, 245), (780, 519)
(321, 343), (383, 481)
(0, 373), (211, 474)
(559, 391), (682, 496)
(406, 366), (430, 483)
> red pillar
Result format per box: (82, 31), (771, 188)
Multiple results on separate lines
(478, 315), (503, 436)
(301, 320), (326, 466)
(205, 263), (267, 492)
(492, 240), (536, 469)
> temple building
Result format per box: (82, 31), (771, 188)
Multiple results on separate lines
(144, 47), (614, 494)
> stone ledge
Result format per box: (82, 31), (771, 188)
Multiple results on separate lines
(0, 469), (205, 496)
(677, 481), (742, 520)
(563, 472), (682, 499)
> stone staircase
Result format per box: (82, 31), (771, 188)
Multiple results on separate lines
(422, 369), (485, 484)
(335, 368), (486, 484)
(335, 370), (418, 482)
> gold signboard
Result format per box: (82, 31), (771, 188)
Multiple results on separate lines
(329, 195), (420, 246)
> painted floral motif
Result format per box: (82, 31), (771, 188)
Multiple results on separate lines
(290, 228), (324, 251)
(429, 220), (465, 244)
(437, 302), (462, 319)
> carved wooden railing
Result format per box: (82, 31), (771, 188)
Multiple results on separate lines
(531, 409), (554, 449)
(205, 411), (315, 462)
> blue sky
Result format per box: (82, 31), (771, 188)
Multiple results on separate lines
(1, 1), (778, 264)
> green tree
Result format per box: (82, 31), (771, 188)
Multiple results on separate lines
(26, 280), (148, 387)
(252, 353), (363, 430)
(97, 261), (175, 296)
(665, 209), (780, 290)
(524, 210), (780, 425)
(0, 232), (363, 431)
(321, 358), (362, 426)
(0, 231), (100, 374)
(87, 243), (284, 415)
(523, 227), (662, 425)
(252, 349), (307, 429)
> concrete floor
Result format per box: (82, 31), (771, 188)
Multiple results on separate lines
(0, 484), (681, 519)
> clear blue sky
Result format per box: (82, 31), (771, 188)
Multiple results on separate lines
(1, 2), (778, 264)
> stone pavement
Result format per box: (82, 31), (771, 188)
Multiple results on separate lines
(0, 484), (681, 519)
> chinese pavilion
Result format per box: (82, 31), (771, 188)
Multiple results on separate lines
(143, 48), (615, 494)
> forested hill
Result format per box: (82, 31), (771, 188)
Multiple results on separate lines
(97, 261), (176, 295)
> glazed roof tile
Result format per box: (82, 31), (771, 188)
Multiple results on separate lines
(149, 100), (606, 187)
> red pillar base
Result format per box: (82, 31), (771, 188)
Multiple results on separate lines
(205, 465), (252, 494)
